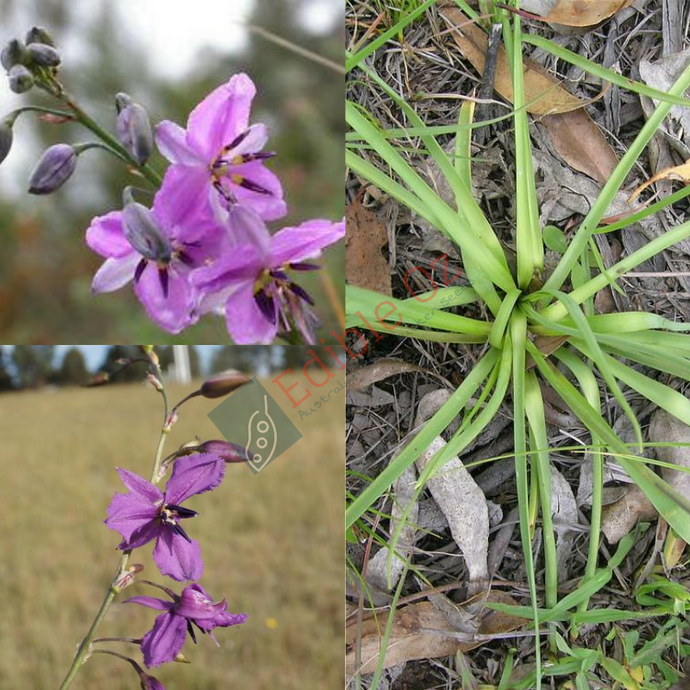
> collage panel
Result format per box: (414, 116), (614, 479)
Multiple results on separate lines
(0, 344), (345, 689)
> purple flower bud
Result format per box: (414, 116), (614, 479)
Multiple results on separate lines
(0, 121), (13, 165)
(117, 103), (154, 165)
(26, 42), (61, 68)
(139, 674), (166, 690)
(26, 27), (54, 47)
(122, 203), (171, 262)
(1, 38), (27, 71)
(115, 92), (134, 114)
(198, 440), (250, 463)
(8, 64), (34, 93)
(200, 370), (250, 398)
(28, 143), (77, 194)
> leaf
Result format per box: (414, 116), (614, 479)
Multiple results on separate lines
(347, 358), (451, 392)
(533, 0), (634, 27)
(345, 199), (392, 295)
(439, 7), (589, 115)
(541, 110), (619, 186)
(629, 160), (690, 203)
(345, 592), (525, 675)
(601, 485), (657, 545)
(648, 409), (690, 497)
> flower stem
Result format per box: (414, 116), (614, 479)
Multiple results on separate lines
(58, 352), (171, 689)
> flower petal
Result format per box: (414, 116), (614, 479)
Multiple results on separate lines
(123, 596), (174, 611)
(164, 453), (225, 506)
(155, 121), (204, 165)
(122, 517), (164, 550)
(91, 254), (139, 293)
(175, 583), (227, 621)
(270, 219), (345, 267)
(225, 280), (279, 345)
(152, 164), (212, 231)
(186, 73), (256, 159)
(116, 468), (163, 505)
(134, 262), (197, 334)
(191, 250), (261, 296)
(140, 611), (188, 668)
(152, 529), (204, 582)
(86, 211), (130, 258)
(228, 123), (268, 157)
(104, 492), (159, 545)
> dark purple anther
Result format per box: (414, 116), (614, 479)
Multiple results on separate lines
(254, 289), (276, 324)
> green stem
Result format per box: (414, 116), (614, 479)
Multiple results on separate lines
(59, 355), (170, 689)
(61, 91), (162, 187)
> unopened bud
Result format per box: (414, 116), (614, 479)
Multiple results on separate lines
(26, 42), (61, 68)
(28, 143), (77, 194)
(115, 92), (134, 114)
(86, 372), (110, 387)
(173, 652), (191, 664)
(140, 673), (166, 690)
(0, 121), (13, 166)
(1, 39), (27, 71)
(122, 203), (171, 262)
(8, 64), (33, 93)
(200, 370), (250, 399)
(26, 27), (54, 47)
(199, 440), (250, 463)
(146, 372), (163, 392)
(117, 103), (154, 165)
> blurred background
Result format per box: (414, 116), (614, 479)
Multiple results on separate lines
(0, 344), (344, 689)
(0, 0), (344, 343)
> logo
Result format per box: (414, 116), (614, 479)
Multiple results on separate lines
(207, 377), (303, 474)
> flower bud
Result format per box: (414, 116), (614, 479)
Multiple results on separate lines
(26, 27), (54, 47)
(173, 652), (191, 664)
(122, 203), (171, 262)
(86, 372), (110, 387)
(0, 121), (13, 166)
(8, 64), (33, 93)
(198, 440), (250, 463)
(26, 42), (61, 68)
(117, 103), (154, 165)
(1, 38), (27, 71)
(28, 143), (77, 195)
(200, 370), (250, 398)
(140, 674), (166, 690)
(146, 372), (163, 392)
(115, 92), (134, 114)
(113, 563), (144, 592)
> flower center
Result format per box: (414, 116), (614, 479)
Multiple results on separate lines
(159, 503), (198, 543)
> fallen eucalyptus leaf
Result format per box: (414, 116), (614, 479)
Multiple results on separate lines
(648, 409), (690, 497)
(551, 467), (578, 581)
(347, 358), (451, 392)
(629, 160), (690, 202)
(346, 386), (396, 408)
(601, 485), (657, 544)
(522, 0), (633, 27)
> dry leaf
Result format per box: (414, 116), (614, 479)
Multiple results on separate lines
(649, 409), (690, 496)
(440, 7), (587, 115)
(601, 485), (657, 544)
(541, 110), (619, 185)
(538, 0), (634, 27)
(550, 467), (578, 580)
(345, 592), (525, 675)
(629, 160), (690, 202)
(347, 359), (449, 392)
(415, 390), (490, 591)
(346, 199), (392, 295)
(346, 386), (396, 408)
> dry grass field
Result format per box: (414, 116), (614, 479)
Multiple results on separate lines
(0, 373), (344, 689)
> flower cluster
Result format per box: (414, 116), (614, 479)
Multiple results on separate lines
(105, 447), (247, 673)
(1, 27), (344, 343)
(87, 73), (344, 343)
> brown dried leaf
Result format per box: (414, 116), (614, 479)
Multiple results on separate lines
(649, 409), (690, 496)
(347, 358), (451, 392)
(439, 7), (586, 115)
(543, 0), (634, 27)
(345, 200), (391, 295)
(345, 591), (525, 675)
(542, 110), (618, 185)
(629, 160), (690, 203)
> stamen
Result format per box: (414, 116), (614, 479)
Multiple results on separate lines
(134, 258), (147, 284)
(158, 267), (169, 299)
(176, 251), (195, 267)
(231, 151), (276, 165)
(254, 289), (276, 325)
(168, 522), (192, 543)
(223, 129), (250, 153)
(290, 262), (321, 272)
(289, 282), (315, 305)
(165, 503), (198, 518)
(187, 620), (197, 644)
(234, 176), (272, 195)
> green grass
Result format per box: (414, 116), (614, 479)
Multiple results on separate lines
(0, 377), (343, 690)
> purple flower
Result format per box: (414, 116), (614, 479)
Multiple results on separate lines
(125, 583), (247, 667)
(155, 73), (286, 223)
(104, 454), (225, 581)
(191, 207), (345, 344)
(86, 170), (228, 333)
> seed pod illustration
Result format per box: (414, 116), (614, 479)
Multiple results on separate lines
(245, 396), (277, 473)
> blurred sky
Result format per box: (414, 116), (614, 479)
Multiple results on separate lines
(0, 0), (341, 195)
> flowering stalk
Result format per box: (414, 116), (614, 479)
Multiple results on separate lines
(58, 350), (170, 689)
